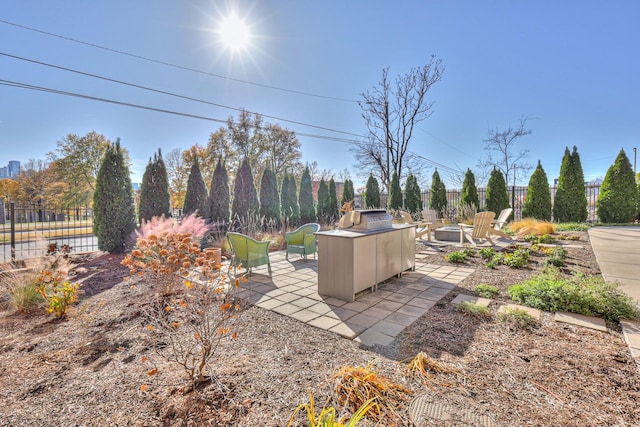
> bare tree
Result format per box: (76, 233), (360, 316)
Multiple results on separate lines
(165, 148), (188, 210)
(354, 56), (445, 192)
(479, 116), (533, 187)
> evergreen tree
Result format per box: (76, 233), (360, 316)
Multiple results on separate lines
(460, 168), (480, 210)
(93, 139), (136, 253)
(522, 161), (552, 220)
(299, 166), (316, 223)
(316, 178), (329, 223)
(341, 178), (355, 206)
(430, 169), (447, 217)
(209, 157), (230, 225)
(597, 149), (639, 223)
(387, 171), (403, 211)
(328, 178), (338, 222)
(404, 173), (422, 214)
(553, 146), (588, 222)
(284, 172), (300, 227)
(259, 166), (281, 227)
(183, 158), (209, 218)
(138, 149), (171, 224)
(364, 173), (381, 208)
(231, 158), (259, 222)
(486, 167), (510, 216)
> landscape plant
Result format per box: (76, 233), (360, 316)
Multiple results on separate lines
(429, 169), (447, 216)
(36, 268), (82, 319)
(259, 166), (281, 228)
(232, 158), (259, 225)
(328, 178), (339, 223)
(341, 178), (355, 208)
(498, 307), (539, 330)
(316, 178), (330, 224)
(387, 171), (403, 211)
(460, 168), (480, 210)
(282, 172), (300, 228)
(364, 173), (380, 208)
(93, 139), (136, 253)
(597, 148), (639, 223)
(138, 149), (171, 224)
(508, 218), (555, 237)
(485, 167), (510, 216)
(508, 266), (639, 322)
(455, 301), (491, 319)
(121, 214), (242, 387)
(522, 160), (551, 221)
(183, 158), (209, 219)
(553, 146), (587, 222)
(209, 157), (230, 225)
(288, 392), (376, 427)
(299, 167), (316, 224)
(404, 173), (422, 214)
(0, 267), (43, 313)
(475, 283), (499, 298)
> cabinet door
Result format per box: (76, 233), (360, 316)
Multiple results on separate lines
(353, 235), (377, 294)
(376, 230), (402, 282)
(401, 226), (416, 271)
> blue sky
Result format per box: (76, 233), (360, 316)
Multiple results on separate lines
(1, 1), (639, 188)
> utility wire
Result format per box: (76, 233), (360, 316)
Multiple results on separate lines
(0, 77), (462, 174)
(0, 18), (357, 103)
(0, 51), (366, 138)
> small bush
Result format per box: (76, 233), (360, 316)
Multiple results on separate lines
(445, 251), (467, 263)
(508, 266), (639, 322)
(456, 301), (491, 319)
(36, 269), (82, 319)
(556, 223), (589, 232)
(545, 246), (568, 267)
(478, 247), (496, 260)
(504, 248), (530, 268)
(498, 307), (539, 330)
(475, 284), (499, 298)
(0, 268), (43, 313)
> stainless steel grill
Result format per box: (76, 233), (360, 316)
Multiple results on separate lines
(340, 209), (392, 231)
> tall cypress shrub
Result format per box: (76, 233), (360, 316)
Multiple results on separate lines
(231, 158), (259, 221)
(404, 173), (422, 214)
(387, 171), (403, 211)
(328, 178), (338, 222)
(597, 149), (639, 223)
(183, 158), (209, 218)
(209, 157), (230, 225)
(553, 146), (588, 222)
(522, 161), (552, 220)
(460, 169), (480, 210)
(316, 178), (329, 223)
(430, 169), (447, 217)
(93, 139), (136, 253)
(284, 172), (300, 227)
(341, 178), (355, 206)
(259, 166), (280, 228)
(364, 173), (381, 208)
(299, 166), (316, 223)
(138, 149), (171, 224)
(486, 167), (510, 215)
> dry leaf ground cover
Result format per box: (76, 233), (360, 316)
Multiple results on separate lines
(1, 231), (639, 426)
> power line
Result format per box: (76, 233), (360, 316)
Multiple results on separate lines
(0, 18), (358, 103)
(0, 77), (462, 175)
(0, 51), (366, 138)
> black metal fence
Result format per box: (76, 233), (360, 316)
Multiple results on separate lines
(355, 183), (602, 223)
(0, 200), (97, 264)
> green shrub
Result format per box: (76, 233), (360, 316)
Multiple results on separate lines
(538, 234), (556, 244)
(183, 158), (209, 219)
(430, 169), (447, 215)
(259, 166), (281, 228)
(555, 223), (589, 232)
(545, 246), (568, 267)
(138, 149), (171, 224)
(498, 307), (539, 330)
(553, 146), (588, 223)
(364, 174), (381, 208)
(299, 166), (316, 224)
(456, 301), (491, 319)
(387, 171), (403, 211)
(486, 167), (510, 216)
(460, 169), (480, 210)
(461, 247), (476, 258)
(508, 266), (639, 322)
(522, 161), (552, 221)
(209, 157), (230, 225)
(505, 248), (530, 268)
(478, 247), (496, 260)
(597, 149), (639, 223)
(445, 251), (467, 263)
(404, 173), (422, 214)
(475, 284), (499, 298)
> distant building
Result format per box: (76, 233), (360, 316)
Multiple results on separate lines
(8, 160), (20, 177)
(0, 166), (7, 178)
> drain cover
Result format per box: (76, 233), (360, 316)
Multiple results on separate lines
(409, 394), (496, 427)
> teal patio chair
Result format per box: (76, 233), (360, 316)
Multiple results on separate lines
(285, 223), (321, 261)
(227, 232), (271, 276)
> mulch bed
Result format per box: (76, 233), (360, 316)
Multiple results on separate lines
(1, 231), (639, 426)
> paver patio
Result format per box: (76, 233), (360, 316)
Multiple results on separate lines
(234, 249), (473, 347)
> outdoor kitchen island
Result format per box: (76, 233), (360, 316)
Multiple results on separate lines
(315, 216), (416, 302)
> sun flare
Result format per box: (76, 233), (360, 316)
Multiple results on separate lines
(219, 14), (250, 51)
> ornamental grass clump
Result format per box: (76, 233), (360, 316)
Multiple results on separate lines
(332, 363), (412, 424)
(508, 218), (556, 237)
(122, 214), (243, 387)
(288, 391), (376, 427)
(405, 352), (460, 389)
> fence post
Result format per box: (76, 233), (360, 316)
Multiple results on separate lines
(10, 202), (16, 262)
(511, 186), (515, 210)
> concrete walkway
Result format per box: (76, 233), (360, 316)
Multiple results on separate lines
(589, 226), (640, 360)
